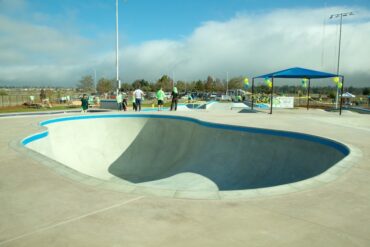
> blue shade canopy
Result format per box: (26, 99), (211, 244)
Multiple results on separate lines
(254, 67), (340, 79)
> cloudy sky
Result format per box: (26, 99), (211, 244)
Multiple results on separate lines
(0, 0), (369, 87)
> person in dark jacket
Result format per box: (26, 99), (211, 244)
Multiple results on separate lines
(170, 86), (178, 111)
(81, 94), (88, 113)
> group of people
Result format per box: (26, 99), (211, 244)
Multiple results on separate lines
(116, 91), (128, 111)
(113, 86), (179, 112)
(156, 86), (179, 111)
(115, 88), (145, 112)
(81, 86), (179, 113)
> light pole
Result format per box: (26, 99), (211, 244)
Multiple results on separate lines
(226, 72), (229, 96)
(172, 72), (175, 88)
(116, 0), (121, 94)
(92, 69), (96, 93)
(329, 11), (354, 108)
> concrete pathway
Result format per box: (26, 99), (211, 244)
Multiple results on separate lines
(0, 108), (369, 246)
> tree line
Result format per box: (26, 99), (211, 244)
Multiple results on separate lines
(76, 75), (370, 96)
(76, 75), (246, 94)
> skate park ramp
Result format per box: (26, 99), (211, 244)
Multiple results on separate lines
(206, 101), (230, 111)
(205, 101), (252, 112)
(23, 114), (349, 191)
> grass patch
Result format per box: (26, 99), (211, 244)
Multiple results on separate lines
(0, 104), (79, 113)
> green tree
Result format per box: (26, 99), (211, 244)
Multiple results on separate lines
(205, 76), (214, 92)
(328, 91), (336, 99)
(40, 89), (46, 100)
(77, 75), (94, 92)
(363, 87), (369, 95)
(228, 76), (243, 90)
(156, 75), (172, 91)
(214, 78), (225, 92)
(45, 89), (54, 100)
(149, 82), (157, 92)
(57, 89), (62, 99)
(121, 83), (132, 91)
(187, 81), (196, 92)
(132, 79), (149, 91)
(176, 80), (187, 92)
(96, 78), (115, 94)
(194, 80), (204, 92)
(256, 85), (270, 94)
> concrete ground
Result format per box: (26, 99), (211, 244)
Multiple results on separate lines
(0, 107), (369, 246)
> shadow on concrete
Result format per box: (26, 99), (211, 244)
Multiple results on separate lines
(108, 118), (347, 191)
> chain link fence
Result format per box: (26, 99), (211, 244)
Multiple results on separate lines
(0, 95), (32, 107)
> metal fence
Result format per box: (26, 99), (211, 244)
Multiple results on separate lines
(0, 95), (32, 107)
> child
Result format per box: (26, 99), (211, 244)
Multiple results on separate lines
(156, 87), (165, 111)
(132, 93), (137, 111)
(81, 94), (88, 113)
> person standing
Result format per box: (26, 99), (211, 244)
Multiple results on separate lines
(156, 87), (165, 111)
(122, 92), (127, 111)
(133, 87), (145, 112)
(116, 92), (123, 111)
(81, 94), (89, 113)
(237, 95), (242, 102)
(131, 92), (137, 111)
(39, 89), (46, 102)
(170, 86), (179, 111)
(187, 94), (193, 103)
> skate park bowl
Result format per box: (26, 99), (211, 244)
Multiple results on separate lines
(22, 114), (351, 199)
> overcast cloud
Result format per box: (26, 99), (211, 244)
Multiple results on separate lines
(0, 5), (369, 87)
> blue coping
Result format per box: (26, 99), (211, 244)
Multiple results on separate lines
(22, 114), (349, 156)
(22, 131), (48, 146)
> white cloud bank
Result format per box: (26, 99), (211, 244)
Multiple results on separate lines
(0, 6), (370, 87)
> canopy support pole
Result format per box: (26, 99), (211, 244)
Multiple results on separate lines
(251, 78), (255, 110)
(269, 77), (274, 114)
(306, 78), (311, 110)
(339, 76), (344, 115)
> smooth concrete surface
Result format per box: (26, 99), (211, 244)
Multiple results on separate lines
(24, 115), (347, 192)
(1, 106), (370, 246)
(230, 102), (250, 110)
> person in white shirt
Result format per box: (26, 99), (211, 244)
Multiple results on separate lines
(133, 87), (145, 112)
(116, 92), (123, 111)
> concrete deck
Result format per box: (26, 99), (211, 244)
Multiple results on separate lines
(1, 107), (369, 246)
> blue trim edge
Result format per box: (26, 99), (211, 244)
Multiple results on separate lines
(23, 114), (349, 156)
(22, 131), (48, 146)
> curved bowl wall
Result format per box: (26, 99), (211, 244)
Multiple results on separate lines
(22, 114), (349, 191)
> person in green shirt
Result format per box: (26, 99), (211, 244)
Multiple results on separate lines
(116, 92), (123, 111)
(81, 94), (88, 113)
(156, 87), (165, 111)
(131, 92), (137, 111)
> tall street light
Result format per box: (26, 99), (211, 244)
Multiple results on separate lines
(92, 69), (96, 93)
(329, 11), (354, 108)
(116, 0), (121, 94)
(226, 72), (229, 96)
